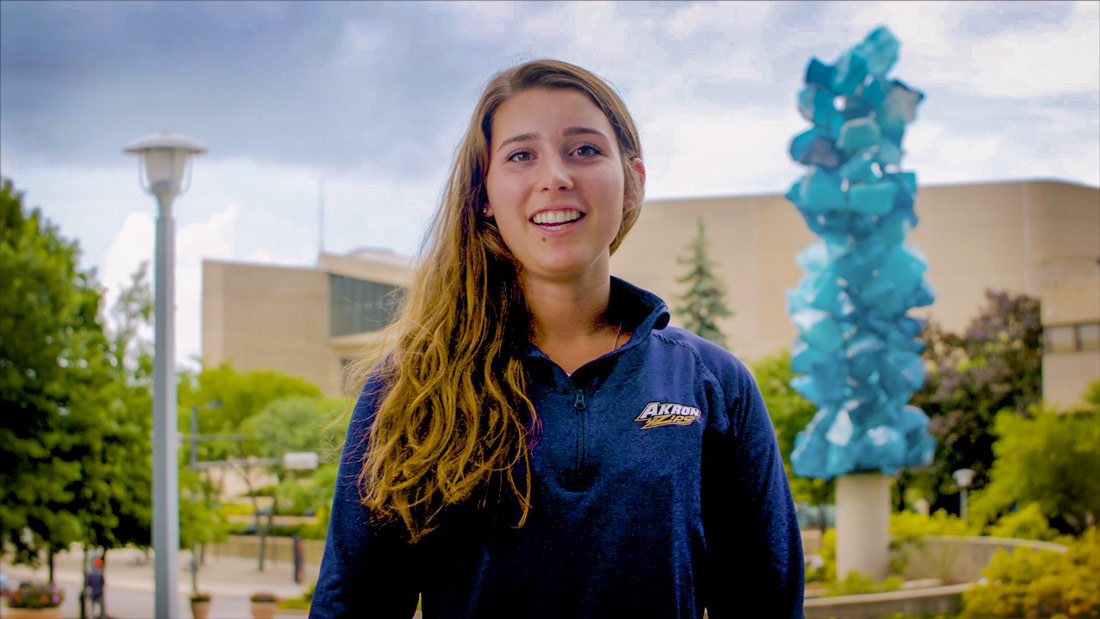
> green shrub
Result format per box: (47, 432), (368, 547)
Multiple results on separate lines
(986, 502), (1072, 543)
(962, 527), (1099, 617)
(277, 583), (314, 610)
(891, 509), (976, 542)
(218, 502), (254, 516)
(825, 571), (904, 596)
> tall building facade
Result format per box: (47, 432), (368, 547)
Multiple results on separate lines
(202, 180), (1099, 407)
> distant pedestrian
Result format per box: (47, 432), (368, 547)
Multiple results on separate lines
(85, 557), (105, 619)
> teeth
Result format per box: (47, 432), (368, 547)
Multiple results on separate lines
(532, 209), (582, 225)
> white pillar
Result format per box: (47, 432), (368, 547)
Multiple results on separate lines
(152, 192), (179, 618)
(835, 472), (892, 582)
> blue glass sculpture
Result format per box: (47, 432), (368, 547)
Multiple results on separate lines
(787, 26), (936, 480)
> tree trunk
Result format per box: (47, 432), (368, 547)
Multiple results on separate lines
(47, 547), (55, 585)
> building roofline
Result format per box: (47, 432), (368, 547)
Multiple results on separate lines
(644, 177), (1098, 205)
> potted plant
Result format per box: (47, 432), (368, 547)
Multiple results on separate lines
(249, 591), (279, 619)
(189, 591), (212, 619)
(3, 583), (64, 619)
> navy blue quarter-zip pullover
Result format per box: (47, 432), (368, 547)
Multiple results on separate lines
(311, 278), (805, 618)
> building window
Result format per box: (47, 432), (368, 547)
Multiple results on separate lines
(1045, 322), (1100, 353)
(329, 274), (402, 337)
(1079, 323), (1100, 351)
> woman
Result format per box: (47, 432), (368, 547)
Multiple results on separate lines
(311, 59), (804, 618)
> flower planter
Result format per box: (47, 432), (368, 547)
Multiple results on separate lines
(191, 600), (212, 619)
(1, 606), (63, 619)
(251, 601), (278, 619)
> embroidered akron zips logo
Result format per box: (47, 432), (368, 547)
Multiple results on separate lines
(634, 401), (702, 430)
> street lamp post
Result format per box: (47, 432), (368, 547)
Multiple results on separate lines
(953, 468), (976, 522)
(124, 131), (205, 619)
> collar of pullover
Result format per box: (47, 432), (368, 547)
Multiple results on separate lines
(519, 276), (671, 362)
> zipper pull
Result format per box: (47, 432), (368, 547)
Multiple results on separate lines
(574, 390), (586, 411)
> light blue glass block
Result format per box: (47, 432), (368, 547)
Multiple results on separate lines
(799, 86), (842, 135)
(905, 279), (936, 309)
(811, 360), (849, 401)
(795, 239), (831, 270)
(837, 117), (882, 152)
(800, 167), (848, 211)
(878, 80), (924, 131)
(790, 128), (843, 168)
(876, 141), (903, 167)
(785, 179), (804, 209)
(848, 181), (898, 215)
(791, 338), (827, 374)
(831, 50), (869, 96)
(792, 308), (845, 352)
(861, 74), (889, 107)
(838, 148), (878, 183)
(804, 57), (834, 87)
(854, 26), (900, 76)
(855, 425), (905, 472)
(797, 271), (841, 311)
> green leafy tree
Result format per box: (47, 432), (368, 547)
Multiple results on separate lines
(75, 262), (155, 556)
(1, 178), (107, 568)
(674, 218), (732, 348)
(179, 364), (323, 439)
(902, 291), (1043, 512)
(246, 395), (346, 538)
(969, 405), (1099, 535)
(177, 364), (324, 565)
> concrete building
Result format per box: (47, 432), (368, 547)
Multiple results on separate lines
(201, 179), (1099, 407)
(202, 248), (411, 396)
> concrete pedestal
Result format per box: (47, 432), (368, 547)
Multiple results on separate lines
(836, 472), (892, 581)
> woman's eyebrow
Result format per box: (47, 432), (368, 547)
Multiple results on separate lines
(497, 132), (538, 152)
(562, 126), (607, 140)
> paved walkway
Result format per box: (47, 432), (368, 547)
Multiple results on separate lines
(2, 545), (320, 618)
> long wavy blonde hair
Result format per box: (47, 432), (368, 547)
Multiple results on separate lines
(352, 59), (645, 541)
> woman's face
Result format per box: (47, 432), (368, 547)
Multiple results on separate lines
(485, 87), (629, 286)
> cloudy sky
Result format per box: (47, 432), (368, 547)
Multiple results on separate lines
(2, 0), (1097, 367)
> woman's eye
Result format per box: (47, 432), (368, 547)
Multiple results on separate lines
(507, 151), (533, 162)
(574, 145), (600, 157)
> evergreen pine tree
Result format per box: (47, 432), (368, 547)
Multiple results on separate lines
(674, 218), (732, 348)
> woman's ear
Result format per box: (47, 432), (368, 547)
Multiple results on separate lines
(483, 202), (494, 218)
(625, 157), (646, 211)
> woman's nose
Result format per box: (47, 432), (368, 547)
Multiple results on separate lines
(539, 155), (573, 192)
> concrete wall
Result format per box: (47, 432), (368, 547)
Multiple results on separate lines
(896, 534), (1067, 583)
(805, 583), (969, 619)
(203, 260), (340, 394)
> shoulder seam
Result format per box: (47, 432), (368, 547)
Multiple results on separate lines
(650, 331), (726, 397)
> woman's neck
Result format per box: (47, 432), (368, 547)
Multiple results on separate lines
(522, 271), (620, 375)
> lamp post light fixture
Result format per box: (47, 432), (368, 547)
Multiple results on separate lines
(124, 131), (205, 619)
(953, 467), (976, 523)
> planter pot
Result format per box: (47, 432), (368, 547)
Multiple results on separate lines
(2, 607), (63, 619)
(191, 600), (211, 619)
(251, 601), (278, 619)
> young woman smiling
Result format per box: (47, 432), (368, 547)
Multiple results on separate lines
(310, 60), (804, 619)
